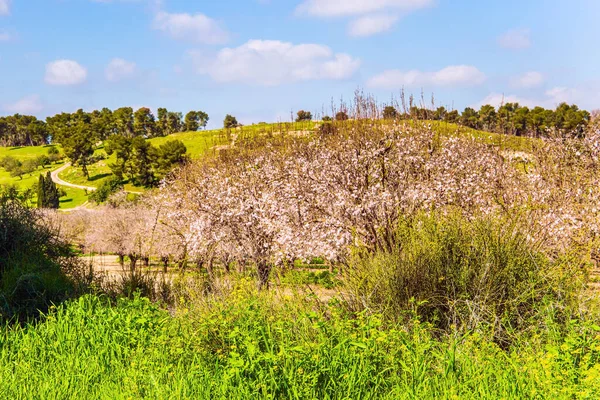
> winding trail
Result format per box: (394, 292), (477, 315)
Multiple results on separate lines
(51, 163), (97, 191)
(51, 163), (143, 195)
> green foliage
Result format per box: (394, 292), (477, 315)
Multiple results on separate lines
(60, 122), (96, 179)
(37, 171), (59, 209)
(156, 139), (188, 177)
(347, 212), (588, 342)
(383, 106), (398, 120)
(106, 135), (188, 188)
(0, 190), (86, 321)
(223, 114), (239, 129)
(133, 107), (157, 138)
(296, 110), (313, 122)
(89, 176), (123, 204)
(0, 114), (49, 146)
(184, 111), (209, 131)
(318, 121), (336, 136)
(0, 288), (598, 398)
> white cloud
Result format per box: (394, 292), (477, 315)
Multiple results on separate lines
(191, 40), (360, 86)
(474, 93), (536, 109)
(45, 60), (88, 86)
(296, 0), (434, 17)
(368, 65), (486, 88)
(348, 14), (399, 37)
(510, 71), (544, 89)
(5, 95), (43, 114)
(0, 0), (10, 16)
(498, 28), (531, 50)
(153, 11), (228, 44)
(105, 58), (137, 82)
(475, 86), (600, 110)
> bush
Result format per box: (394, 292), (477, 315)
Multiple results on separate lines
(346, 212), (588, 342)
(318, 122), (336, 136)
(0, 188), (89, 321)
(335, 111), (349, 121)
(0, 156), (21, 172)
(89, 176), (124, 204)
(383, 106), (398, 120)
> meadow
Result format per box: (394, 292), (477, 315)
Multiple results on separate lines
(1, 111), (600, 398)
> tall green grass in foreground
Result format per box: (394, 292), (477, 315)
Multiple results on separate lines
(0, 288), (599, 399)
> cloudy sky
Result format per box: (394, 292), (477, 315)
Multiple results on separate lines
(0, 0), (598, 127)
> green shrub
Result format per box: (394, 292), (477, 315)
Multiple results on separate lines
(89, 176), (123, 204)
(346, 211), (588, 342)
(0, 188), (88, 321)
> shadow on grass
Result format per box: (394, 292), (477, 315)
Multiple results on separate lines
(87, 173), (112, 182)
(59, 198), (73, 204)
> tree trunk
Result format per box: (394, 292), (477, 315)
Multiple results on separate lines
(257, 261), (271, 290)
(129, 255), (138, 274)
(162, 256), (169, 273)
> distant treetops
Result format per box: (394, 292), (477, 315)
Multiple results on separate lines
(303, 102), (591, 139)
(387, 103), (591, 138)
(0, 107), (203, 188)
(0, 107), (208, 148)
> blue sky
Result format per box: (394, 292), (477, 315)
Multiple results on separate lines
(0, 0), (598, 127)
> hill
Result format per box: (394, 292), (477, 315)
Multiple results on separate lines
(0, 120), (537, 209)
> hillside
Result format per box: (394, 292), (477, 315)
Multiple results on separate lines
(0, 145), (88, 209)
(1, 120), (539, 210)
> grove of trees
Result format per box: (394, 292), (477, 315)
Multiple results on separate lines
(380, 102), (591, 138)
(52, 114), (600, 291)
(42, 107), (204, 185)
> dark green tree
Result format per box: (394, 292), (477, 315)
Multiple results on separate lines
(223, 114), (239, 129)
(133, 107), (157, 138)
(62, 123), (96, 179)
(296, 110), (313, 122)
(37, 172), (59, 209)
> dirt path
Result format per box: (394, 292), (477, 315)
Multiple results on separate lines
(51, 163), (143, 195)
(51, 163), (97, 191)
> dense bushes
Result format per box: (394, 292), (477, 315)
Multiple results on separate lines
(347, 212), (589, 342)
(0, 188), (88, 321)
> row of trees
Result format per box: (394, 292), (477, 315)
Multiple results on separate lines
(295, 102), (590, 139)
(46, 107), (208, 144)
(0, 115), (48, 147)
(382, 102), (590, 138)
(0, 107), (209, 148)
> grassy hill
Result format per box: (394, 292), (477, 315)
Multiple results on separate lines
(1, 120), (537, 209)
(0, 145), (89, 209)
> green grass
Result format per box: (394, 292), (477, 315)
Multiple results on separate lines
(0, 145), (88, 209)
(0, 289), (598, 399)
